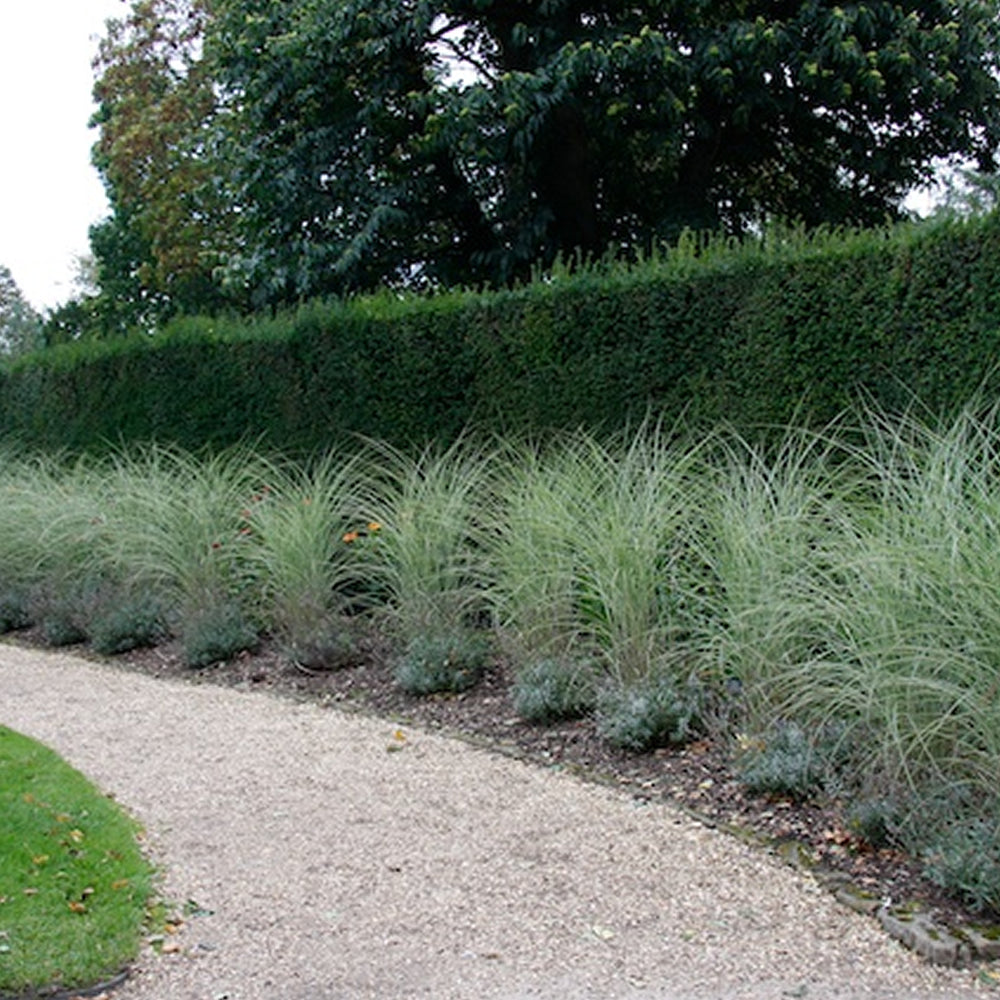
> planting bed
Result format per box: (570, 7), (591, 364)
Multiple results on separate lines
(23, 627), (994, 958)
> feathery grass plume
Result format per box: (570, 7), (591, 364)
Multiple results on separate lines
(689, 421), (856, 733)
(240, 449), (367, 665)
(98, 443), (267, 646)
(351, 436), (497, 642)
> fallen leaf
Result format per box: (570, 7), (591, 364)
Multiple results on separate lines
(111, 879), (130, 890)
(590, 924), (615, 941)
(67, 901), (87, 914)
(22, 888), (38, 897)
(32, 854), (50, 866)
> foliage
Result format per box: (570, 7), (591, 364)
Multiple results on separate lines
(0, 266), (43, 358)
(511, 657), (598, 724)
(924, 815), (1000, 915)
(180, 599), (258, 668)
(88, 590), (169, 656)
(735, 722), (846, 802)
(393, 630), (491, 695)
(596, 672), (703, 752)
(0, 589), (32, 633)
(88, 0), (232, 325)
(0, 727), (154, 995)
(241, 451), (365, 651)
(82, 0), (1000, 308)
(354, 438), (496, 641)
(5, 213), (1000, 454)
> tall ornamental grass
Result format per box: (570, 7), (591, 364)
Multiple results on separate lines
(351, 437), (497, 642)
(97, 445), (266, 664)
(3, 406), (1000, 907)
(779, 408), (1000, 814)
(486, 426), (708, 686)
(690, 425), (859, 730)
(241, 450), (366, 668)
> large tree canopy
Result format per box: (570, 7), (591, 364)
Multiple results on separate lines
(91, 0), (1000, 311)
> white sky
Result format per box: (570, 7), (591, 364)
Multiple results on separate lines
(0, 0), (129, 311)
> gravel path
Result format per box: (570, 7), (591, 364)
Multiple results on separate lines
(1, 644), (994, 1000)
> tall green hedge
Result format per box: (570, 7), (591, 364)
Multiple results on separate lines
(2, 215), (999, 454)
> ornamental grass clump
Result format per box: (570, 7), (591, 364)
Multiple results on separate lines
(766, 406), (1000, 830)
(353, 437), (497, 642)
(240, 450), (367, 665)
(485, 424), (709, 690)
(688, 424), (855, 736)
(100, 444), (267, 653)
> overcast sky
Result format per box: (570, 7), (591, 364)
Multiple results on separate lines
(0, 0), (128, 311)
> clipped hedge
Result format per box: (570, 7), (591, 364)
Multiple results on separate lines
(2, 215), (999, 453)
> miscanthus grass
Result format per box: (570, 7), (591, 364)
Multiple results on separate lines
(351, 437), (497, 643)
(241, 450), (367, 668)
(486, 425), (708, 688)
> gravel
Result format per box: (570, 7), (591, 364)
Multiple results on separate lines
(1, 644), (994, 1000)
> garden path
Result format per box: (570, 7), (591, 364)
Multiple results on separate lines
(0, 644), (992, 1000)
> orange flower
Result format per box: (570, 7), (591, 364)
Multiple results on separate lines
(342, 531), (360, 543)
(367, 521), (382, 533)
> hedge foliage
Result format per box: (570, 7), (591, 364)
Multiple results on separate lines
(2, 215), (999, 453)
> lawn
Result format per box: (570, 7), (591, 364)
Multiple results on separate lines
(0, 726), (154, 996)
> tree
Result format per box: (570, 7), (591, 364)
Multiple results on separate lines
(0, 266), (43, 358)
(204, 0), (1000, 304)
(90, 0), (234, 320)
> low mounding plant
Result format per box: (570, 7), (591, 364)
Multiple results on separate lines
(596, 672), (702, 752)
(180, 601), (258, 669)
(0, 588), (31, 633)
(735, 721), (847, 802)
(511, 657), (598, 724)
(88, 590), (168, 656)
(393, 631), (491, 695)
(924, 814), (1000, 915)
(283, 622), (360, 673)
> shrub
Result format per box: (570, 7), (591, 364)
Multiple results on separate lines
(845, 796), (906, 850)
(511, 657), (598, 724)
(596, 672), (702, 752)
(393, 631), (491, 695)
(180, 602), (258, 669)
(283, 622), (360, 673)
(735, 721), (846, 801)
(89, 593), (168, 656)
(0, 588), (32, 633)
(924, 816), (1000, 915)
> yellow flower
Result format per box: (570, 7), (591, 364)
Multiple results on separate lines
(367, 521), (382, 533)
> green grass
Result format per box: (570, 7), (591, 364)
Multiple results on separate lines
(0, 727), (155, 995)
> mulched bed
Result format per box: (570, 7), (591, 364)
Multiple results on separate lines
(9, 627), (994, 937)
